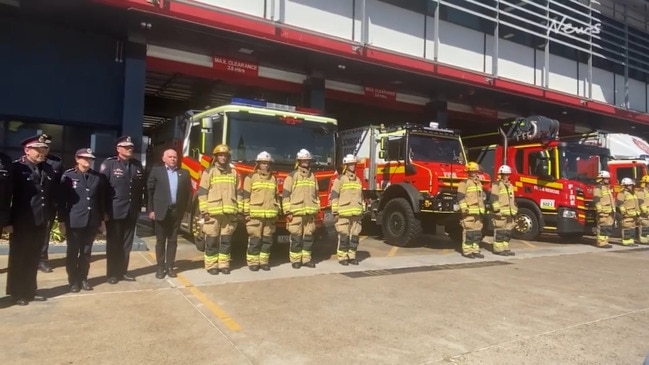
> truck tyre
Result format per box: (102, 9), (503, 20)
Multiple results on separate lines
(446, 225), (463, 245)
(381, 198), (422, 247)
(513, 207), (541, 241)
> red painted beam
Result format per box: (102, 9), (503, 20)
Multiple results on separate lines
(95, 0), (649, 124)
(147, 57), (426, 113)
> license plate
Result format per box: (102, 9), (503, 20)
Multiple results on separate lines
(277, 235), (290, 243)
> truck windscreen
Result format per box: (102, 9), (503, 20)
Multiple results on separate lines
(558, 145), (608, 183)
(409, 134), (465, 164)
(226, 111), (335, 169)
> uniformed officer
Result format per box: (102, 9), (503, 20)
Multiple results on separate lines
(490, 164), (517, 256)
(636, 175), (649, 245)
(241, 151), (279, 272)
(330, 154), (363, 266)
(39, 133), (64, 273)
(100, 136), (146, 284)
(198, 144), (241, 275)
(282, 148), (320, 269)
(617, 177), (639, 247)
(0, 152), (12, 233)
(6, 135), (57, 306)
(58, 148), (107, 292)
(593, 170), (615, 248)
(457, 161), (486, 259)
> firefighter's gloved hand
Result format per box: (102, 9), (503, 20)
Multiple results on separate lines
(286, 213), (293, 222)
(244, 215), (251, 222)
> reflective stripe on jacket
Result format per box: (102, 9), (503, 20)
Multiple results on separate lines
(242, 171), (279, 218)
(198, 165), (241, 215)
(282, 167), (320, 216)
(330, 170), (363, 217)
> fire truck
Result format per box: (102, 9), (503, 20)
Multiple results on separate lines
(339, 122), (490, 246)
(562, 131), (649, 191)
(464, 116), (610, 241)
(164, 98), (338, 248)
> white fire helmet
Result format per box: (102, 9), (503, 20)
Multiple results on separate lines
(296, 149), (313, 160)
(597, 170), (611, 179)
(342, 154), (357, 164)
(256, 151), (272, 162)
(498, 165), (512, 174)
(621, 177), (634, 186)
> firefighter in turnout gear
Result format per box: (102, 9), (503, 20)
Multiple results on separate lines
(616, 177), (639, 247)
(198, 144), (242, 275)
(490, 165), (516, 256)
(457, 162), (486, 259)
(330, 154), (363, 266)
(636, 175), (649, 244)
(593, 170), (615, 248)
(282, 149), (320, 269)
(242, 151), (279, 272)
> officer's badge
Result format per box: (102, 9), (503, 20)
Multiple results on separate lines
(126, 136), (132, 143)
(38, 135), (46, 143)
(86, 148), (93, 154)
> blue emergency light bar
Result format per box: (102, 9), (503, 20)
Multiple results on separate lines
(230, 97), (320, 115)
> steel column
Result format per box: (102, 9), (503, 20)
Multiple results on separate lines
(543, 0), (550, 88)
(433, 0), (440, 61)
(492, 0), (500, 77)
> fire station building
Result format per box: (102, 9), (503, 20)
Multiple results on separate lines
(1, 0), (649, 165)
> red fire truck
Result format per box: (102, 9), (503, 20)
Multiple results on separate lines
(339, 123), (491, 246)
(162, 98), (338, 247)
(562, 131), (649, 193)
(464, 116), (610, 241)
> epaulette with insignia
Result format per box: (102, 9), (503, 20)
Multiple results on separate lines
(65, 168), (75, 172)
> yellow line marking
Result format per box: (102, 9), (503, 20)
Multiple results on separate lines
(387, 246), (399, 257)
(186, 286), (241, 331)
(140, 251), (242, 332)
(521, 240), (537, 249)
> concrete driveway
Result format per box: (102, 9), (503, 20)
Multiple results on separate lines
(1, 226), (648, 365)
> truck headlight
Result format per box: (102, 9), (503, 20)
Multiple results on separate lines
(562, 210), (577, 219)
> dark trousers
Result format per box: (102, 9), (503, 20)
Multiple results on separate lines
(7, 224), (47, 299)
(66, 226), (97, 285)
(40, 215), (55, 264)
(106, 216), (137, 278)
(154, 207), (180, 268)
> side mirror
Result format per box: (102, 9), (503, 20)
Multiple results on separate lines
(405, 164), (417, 176)
(378, 151), (386, 159)
(380, 137), (388, 151)
(201, 117), (213, 130)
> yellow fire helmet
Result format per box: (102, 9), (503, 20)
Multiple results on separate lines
(641, 175), (649, 184)
(465, 161), (480, 172)
(212, 144), (230, 155)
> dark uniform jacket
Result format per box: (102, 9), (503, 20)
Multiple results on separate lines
(10, 156), (57, 227)
(147, 165), (191, 221)
(100, 156), (146, 220)
(45, 154), (64, 220)
(0, 153), (12, 226)
(58, 168), (107, 229)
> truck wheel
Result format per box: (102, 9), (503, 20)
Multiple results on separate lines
(447, 226), (463, 245)
(381, 198), (422, 247)
(513, 207), (541, 241)
(190, 203), (206, 252)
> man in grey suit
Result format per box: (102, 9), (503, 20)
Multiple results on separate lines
(147, 149), (191, 279)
